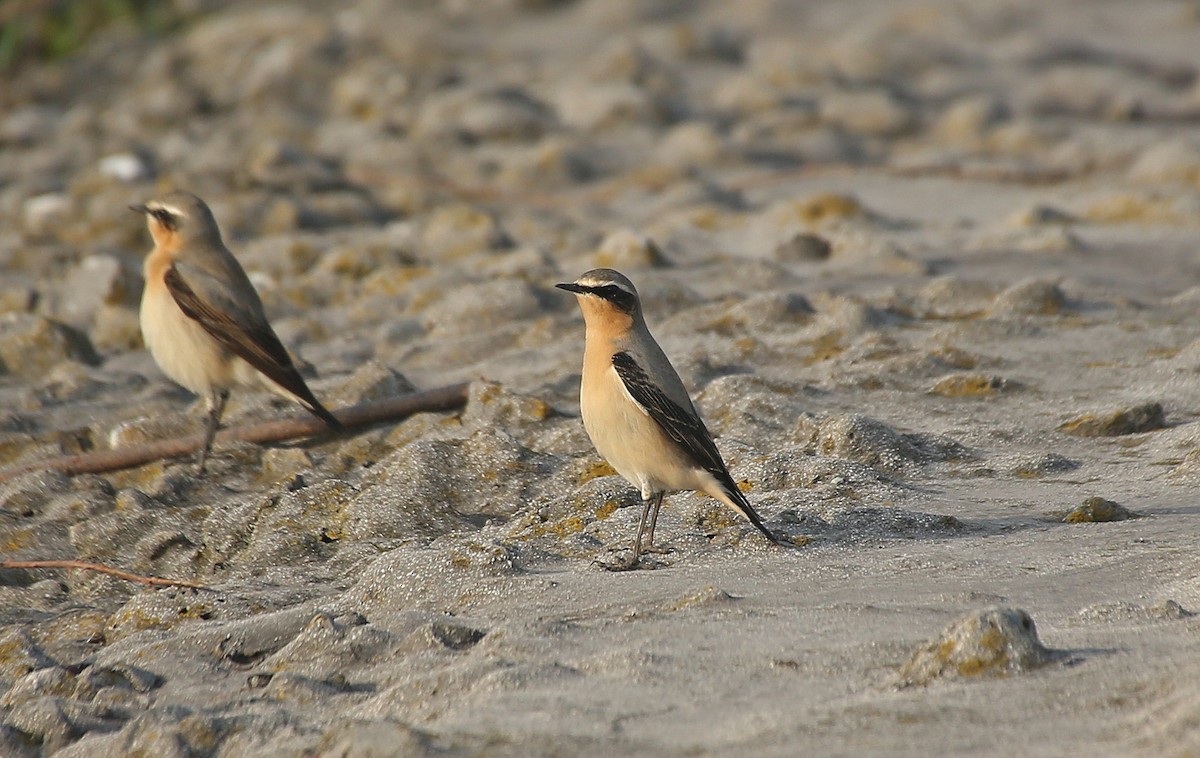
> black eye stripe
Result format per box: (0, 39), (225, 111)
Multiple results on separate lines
(150, 208), (179, 230)
(590, 284), (637, 311)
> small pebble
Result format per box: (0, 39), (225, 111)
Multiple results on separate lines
(98, 153), (151, 183)
(1056, 496), (1139, 523)
(1059, 402), (1166, 437)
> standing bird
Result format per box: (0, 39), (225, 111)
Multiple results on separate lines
(557, 268), (780, 568)
(133, 191), (341, 474)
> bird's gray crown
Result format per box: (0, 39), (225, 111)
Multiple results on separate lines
(140, 191), (221, 238)
(575, 268), (638, 297)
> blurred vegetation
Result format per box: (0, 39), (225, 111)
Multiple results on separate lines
(0, 0), (185, 72)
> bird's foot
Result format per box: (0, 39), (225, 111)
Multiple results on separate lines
(593, 547), (665, 572)
(593, 548), (639, 571)
(641, 544), (673, 555)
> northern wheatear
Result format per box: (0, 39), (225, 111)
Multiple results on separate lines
(133, 191), (341, 473)
(557, 268), (780, 568)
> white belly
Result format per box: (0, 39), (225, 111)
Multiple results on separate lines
(581, 364), (701, 497)
(140, 286), (233, 398)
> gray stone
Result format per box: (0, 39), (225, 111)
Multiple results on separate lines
(0, 314), (100, 379)
(419, 204), (511, 261)
(809, 414), (966, 472)
(97, 154), (151, 183)
(55, 255), (143, 328)
(594, 228), (671, 269)
(413, 87), (555, 143)
(989, 278), (1065, 316)
(1057, 496), (1139, 523)
(0, 628), (57, 687)
(773, 232), (831, 262)
(316, 720), (436, 758)
(553, 82), (664, 131)
(1011, 453), (1080, 477)
(420, 280), (542, 338)
(1, 105), (62, 146)
(329, 360), (415, 407)
(899, 607), (1062, 686)
(912, 276), (997, 320)
(819, 89), (917, 138)
(22, 194), (72, 237)
(1059, 402), (1166, 437)
(656, 121), (727, 168)
(934, 95), (1009, 145)
(461, 380), (556, 432)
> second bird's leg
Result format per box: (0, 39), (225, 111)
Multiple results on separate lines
(196, 388), (229, 475)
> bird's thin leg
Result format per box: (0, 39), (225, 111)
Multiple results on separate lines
(644, 491), (665, 552)
(197, 389), (229, 475)
(632, 492), (656, 560)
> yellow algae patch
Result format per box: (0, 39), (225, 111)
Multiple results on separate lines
(695, 504), (742, 534)
(898, 608), (1058, 687)
(1056, 496), (1138, 523)
(929, 374), (1014, 398)
(1083, 194), (1184, 225)
(1059, 402), (1165, 437)
(362, 265), (430, 296)
(578, 460), (618, 485)
(686, 206), (743, 232)
(791, 192), (866, 227)
(1, 528), (35, 552)
(928, 346), (979, 370)
(668, 586), (735, 611)
(594, 499), (620, 520)
(802, 331), (846, 365)
(1145, 347), (1181, 359)
(782, 534), (814, 547)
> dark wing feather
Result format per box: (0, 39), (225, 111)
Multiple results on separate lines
(611, 351), (778, 543)
(164, 265), (341, 428)
(611, 351), (729, 481)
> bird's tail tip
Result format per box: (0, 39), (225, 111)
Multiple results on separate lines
(717, 481), (785, 548)
(307, 402), (343, 431)
(750, 519), (784, 547)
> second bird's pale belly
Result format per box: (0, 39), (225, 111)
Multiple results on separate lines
(140, 288), (233, 397)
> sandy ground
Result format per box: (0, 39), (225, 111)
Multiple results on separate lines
(2, 0), (1200, 755)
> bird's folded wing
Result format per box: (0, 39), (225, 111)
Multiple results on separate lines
(611, 351), (732, 481)
(164, 263), (315, 402)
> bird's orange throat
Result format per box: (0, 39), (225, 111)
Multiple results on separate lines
(577, 296), (635, 342)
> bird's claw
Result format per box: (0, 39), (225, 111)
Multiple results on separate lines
(593, 547), (666, 572)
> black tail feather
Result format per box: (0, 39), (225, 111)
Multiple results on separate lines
(719, 477), (782, 545)
(302, 397), (343, 431)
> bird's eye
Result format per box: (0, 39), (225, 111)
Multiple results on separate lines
(150, 208), (179, 230)
(594, 285), (636, 311)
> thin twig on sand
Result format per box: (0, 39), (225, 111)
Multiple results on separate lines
(0, 381), (471, 483)
(0, 559), (208, 590)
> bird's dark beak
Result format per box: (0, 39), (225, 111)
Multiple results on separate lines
(556, 282), (587, 294)
(128, 204), (149, 214)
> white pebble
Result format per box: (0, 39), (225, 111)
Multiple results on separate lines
(98, 153), (150, 182)
(22, 193), (71, 234)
